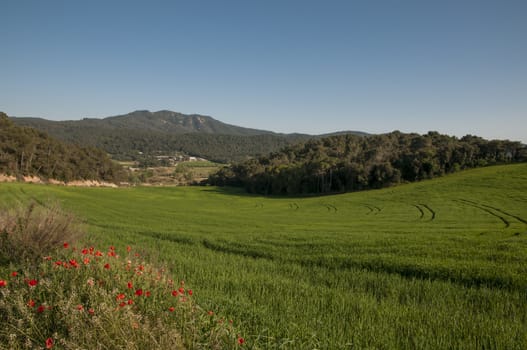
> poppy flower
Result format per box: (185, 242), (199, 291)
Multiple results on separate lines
(127, 299), (134, 305)
(171, 290), (178, 297)
(88, 308), (95, 315)
(238, 337), (245, 345)
(27, 299), (35, 307)
(0, 280), (6, 287)
(46, 337), (54, 349)
(81, 248), (89, 255)
(187, 289), (193, 296)
(127, 282), (133, 289)
(76, 304), (84, 311)
(63, 242), (69, 249)
(11, 271), (18, 277)
(116, 293), (126, 300)
(135, 289), (143, 296)
(104, 263), (110, 269)
(145, 291), (151, 297)
(168, 306), (175, 312)
(37, 305), (46, 313)
(28, 279), (38, 287)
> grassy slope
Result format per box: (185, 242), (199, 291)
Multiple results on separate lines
(1, 163), (527, 349)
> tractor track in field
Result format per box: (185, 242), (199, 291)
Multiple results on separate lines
(454, 199), (511, 228)
(413, 205), (425, 219)
(419, 203), (436, 221)
(457, 198), (527, 226)
(322, 203), (337, 212)
(361, 204), (381, 215)
(288, 203), (300, 210)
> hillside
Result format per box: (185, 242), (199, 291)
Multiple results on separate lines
(11, 110), (367, 163)
(0, 112), (127, 183)
(209, 131), (527, 194)
(1, 163), (526, 348)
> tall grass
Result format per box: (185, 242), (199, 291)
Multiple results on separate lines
(0, 203), (244, 349)
(1, 164), (526, 348)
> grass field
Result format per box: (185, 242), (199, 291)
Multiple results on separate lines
(1, 163), (527, 349)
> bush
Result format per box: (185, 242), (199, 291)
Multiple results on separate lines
(0, 201), (84, 267)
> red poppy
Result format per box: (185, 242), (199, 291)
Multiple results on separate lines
(37, 305), (46, 313)
(127, 299), (134, 305)
(171, 290), (178, 297)
(95, 250), (103, 257)
(116, 293), (126, 300)
(168, 306), (175, 312)
(69, 259), (79, 268)
(46, 337), (54, 349)
(28, 279), (38, 287)
(83, 258), (90, 265)
(238, 337), (245, 345)
(127, 282), (133, 289)
(27, 299), (35, 307)
(208, 310), (214, 316)
(135, 289), (143, 296)
(76, 304), (84, 311)
(178, 287), (185, 294)
(11, 271), (18, 277)
(63, 242), (69, 249)
(88, 308), (95, 315)
(145, 291), (151, 297)
(104, 263), (110, 269)
(187, 289), (193, 296)
(119, 302), (126, 307)
(81, 248), (89, 255)
(127, 246), (132, 252)
(0, 280), (6, 287)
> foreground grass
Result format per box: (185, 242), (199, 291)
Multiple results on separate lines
(1, 163), (527, 348)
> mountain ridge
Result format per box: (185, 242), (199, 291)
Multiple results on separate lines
(10, 110), (369, 163)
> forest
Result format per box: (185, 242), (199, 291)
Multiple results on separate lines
(208, 131), (527, 195)
(0, 112), (127, 183)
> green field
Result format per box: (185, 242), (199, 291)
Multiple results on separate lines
(1, 164), (527, 349)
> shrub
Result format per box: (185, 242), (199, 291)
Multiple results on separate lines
(0, 201), (84, 267)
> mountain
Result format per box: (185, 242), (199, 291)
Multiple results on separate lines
(11, 110), (368, 163)
(0, 112), (127, 183)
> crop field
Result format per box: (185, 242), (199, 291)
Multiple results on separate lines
(1, 163), (527, 349)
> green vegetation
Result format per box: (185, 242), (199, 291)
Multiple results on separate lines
(210, 131), (526, 195)
(11, 111), (316, 163)
(0, 112), (127, 183)
(1, 164), (526, 348)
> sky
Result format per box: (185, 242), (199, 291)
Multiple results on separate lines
(1, 0), (526, 143)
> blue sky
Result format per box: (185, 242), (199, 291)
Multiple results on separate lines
(1, 0), (526, 142)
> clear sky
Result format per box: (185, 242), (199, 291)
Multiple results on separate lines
(1, 0), (526, 142)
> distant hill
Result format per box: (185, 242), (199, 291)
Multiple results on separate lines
(209, 131), (527, 195)
(0, 112), (127, 183)
(11, 110), (368, 163)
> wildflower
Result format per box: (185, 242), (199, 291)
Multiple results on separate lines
(27, 300), (35, 307)
(118, 302), (126, 308)
(11, 271), (18, 277)
(87, 278), (95, 286)
(171, 290), (178, 297)
(238, 337), (245, 345)
(28, 279), (38, 287)
(168, 306), (175, 312)
(0, 280), (6, 287)
(94, 250), (103, 257)
(187, 289), (193, 296)
(83, 258), (90, 265)
(104, 263), (110, 269)
(108, 251), (116, 257)
(116, 293), (126, 301)
(46, 337), (54, 349)
(127, 246), (132, 252)
(69, 259), (79, 268)
(208, 310), (214, 316)
(63, 242), (69, 249)
(88, 308), (95, 315)
(135, 289), (143, 296)
(76, 305), (84, 311)
(37, 305), (46, 313)
(145, 291), (151, 297)
(81, 248), (89, 255)
(127, 299), (134, 305)
(127, 281), (133, 289)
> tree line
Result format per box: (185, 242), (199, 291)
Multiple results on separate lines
(0, 112), (127, 183)
(208, 131), (527, 195)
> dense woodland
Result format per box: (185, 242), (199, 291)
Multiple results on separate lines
(208, 131), (527, 195)
(12, 112), (316, 163)
(0, 112), (127, 183)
